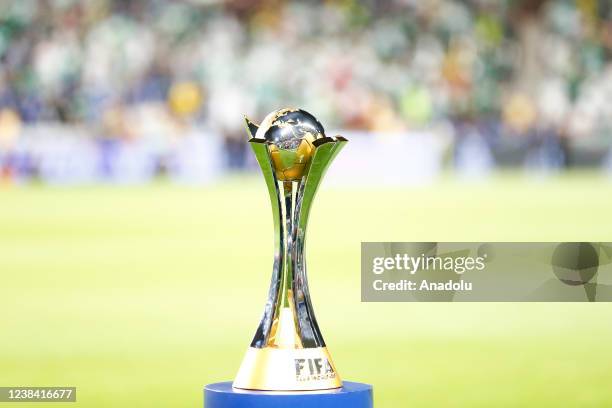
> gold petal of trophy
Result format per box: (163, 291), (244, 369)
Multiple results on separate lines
(234, 108), (347, 391)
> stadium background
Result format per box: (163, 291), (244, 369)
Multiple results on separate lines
(1, 0), (612, 407)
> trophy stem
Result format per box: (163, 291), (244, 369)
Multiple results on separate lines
(278, 180), (296, 310)
(245, 134), (347, 354)
(259, 179), (321, 349)
(268, 180), (301, 348)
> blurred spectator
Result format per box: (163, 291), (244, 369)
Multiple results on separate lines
(0, 0), (610, 183)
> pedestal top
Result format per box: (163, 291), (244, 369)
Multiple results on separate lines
(204, 381), (373, 408)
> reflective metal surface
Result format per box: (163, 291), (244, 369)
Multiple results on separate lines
(233, 108), (347, 391)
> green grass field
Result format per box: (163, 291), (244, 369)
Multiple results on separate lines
(1, 174), (612, 407)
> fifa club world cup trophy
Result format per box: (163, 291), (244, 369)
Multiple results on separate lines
(204, 108), (372, 408)
(234, 108), (346, 391)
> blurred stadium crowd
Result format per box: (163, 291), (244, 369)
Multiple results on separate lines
(0, 0), (611, 183)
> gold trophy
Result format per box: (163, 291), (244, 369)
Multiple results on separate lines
(233, 108), (347, 391)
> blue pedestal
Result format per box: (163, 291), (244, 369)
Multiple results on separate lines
(204, 381), (373, 408)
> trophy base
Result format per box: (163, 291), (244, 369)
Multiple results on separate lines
(233, 346), (341, 391)
(204, 381), (372, 408)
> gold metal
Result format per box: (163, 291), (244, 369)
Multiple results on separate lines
(268, 137), (316, 181)
(233, 108), (347, 391)
(234, 346), (340, 391)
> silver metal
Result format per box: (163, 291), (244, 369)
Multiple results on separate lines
(245, 108), (347, 349)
